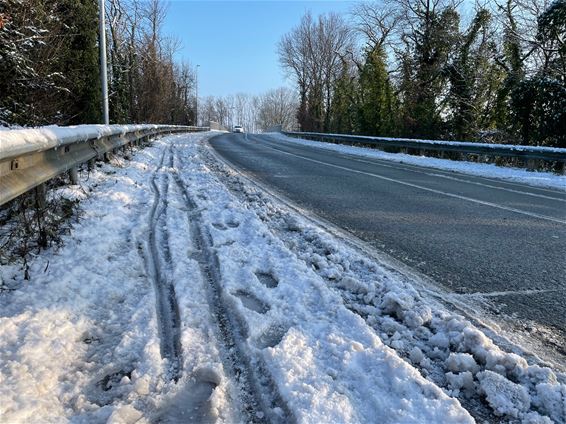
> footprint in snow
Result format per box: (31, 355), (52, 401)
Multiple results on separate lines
(233, 290), (270, 314)
(153, 367), (221, 424)
(255, 272), (279, 289)
(253, 324), (289, 349)
(212, 221), (239, 230)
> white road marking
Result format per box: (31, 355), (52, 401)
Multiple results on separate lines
(267, 135), (566, 196)
(456, 289), (566, 298)
(424, 172), (566, 202)
(300, 150), (566, 202)
(260, 143), (566, 225)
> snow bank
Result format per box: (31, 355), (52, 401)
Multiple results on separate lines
(266, 133), (566, 191)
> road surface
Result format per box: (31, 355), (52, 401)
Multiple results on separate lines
(209, 132), (566, 354)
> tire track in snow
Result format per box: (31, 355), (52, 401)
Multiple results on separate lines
(144, 144), (183, 381)
(171, 143), (294, 424)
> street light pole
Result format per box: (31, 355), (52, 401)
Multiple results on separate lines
(98, 0), (109, 125)
(195, 64), (200, 126)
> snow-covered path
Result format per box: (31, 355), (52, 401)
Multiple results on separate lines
(1, 132), (564, 423)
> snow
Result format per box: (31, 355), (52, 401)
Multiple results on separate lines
(0, 136), (234, 423)
(445, 353), (479, 374)
(478, 370), (531, 418)
(266, 133), (566, 191)
(1, 131), (565, 422)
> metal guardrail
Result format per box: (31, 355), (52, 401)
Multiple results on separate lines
(265, 125), (283, 133)
(0, 124), (209, 206)
(282, 131), (566, 173)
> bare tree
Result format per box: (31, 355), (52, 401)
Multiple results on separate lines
(351, 1), (401, 50)
(278, 12), (353, 131)
(233, 93), (261, 133)
(257, 87), (299, 131)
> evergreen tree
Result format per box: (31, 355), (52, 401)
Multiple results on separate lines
(0, 0), (100, 125)
(511, 77), (566, 147)
(511, 0), (566, 147)
(398, 3), (460, 138)
(493, 0), (524, 133)
(357, 46), (397, 136)
(445, 8), (496, 139)
(537, 0), (565, 83)
(0, 1), (59, 125)
(56, 0), (101, 124)
(329, 60), (357, 134)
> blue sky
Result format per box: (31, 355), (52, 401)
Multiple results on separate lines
(164, 1), (357, 98)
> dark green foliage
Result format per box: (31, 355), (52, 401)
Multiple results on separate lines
(357, 46), (397, 136)
(493, 0), (525, 133)
(1, 0), (196, 127)
(0, 1), (59, 125)
(304, 85), (325, 132)
(57, 0), (101, 124)
(537, 0), (566, 82)
(283, 0), (564, 148)
(330, 62), (357, 134)
(510, 0), (566, 147)
(445, 9), (499, 139)
(401, 6), (461, 138)
(511, 77), (566, 148)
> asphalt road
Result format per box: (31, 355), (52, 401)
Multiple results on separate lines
(209, 133), (566, 353)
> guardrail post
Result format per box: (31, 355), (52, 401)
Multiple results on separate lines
(35, 184), (47, 210)
(69, 166), (79, 184)
(88, 158), (95, 170)
(526, 158), (536, 171)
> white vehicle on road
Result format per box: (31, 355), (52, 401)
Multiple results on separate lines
(233, 125), (244, 133)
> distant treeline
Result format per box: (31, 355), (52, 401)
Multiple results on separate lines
(0, 0), (196, 127)
(278, 0), (566, 147)
(198, 88), (299, 133)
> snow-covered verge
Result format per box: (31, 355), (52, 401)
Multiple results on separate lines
(1, 132), (564, 423)
(266, 133), (566, 191)
(0, 136), (235, 423)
